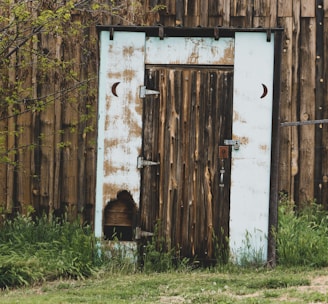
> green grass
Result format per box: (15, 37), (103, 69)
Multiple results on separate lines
(0, 213), (98, 288)
(1, 267), (327, 303)
(2, 197), (328, 303)
(276, 198), (328, 267)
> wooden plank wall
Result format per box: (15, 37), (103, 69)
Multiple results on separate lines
(0, 0), (326, 225)
(152, 0), (325, 207)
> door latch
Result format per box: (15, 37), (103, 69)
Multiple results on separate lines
(219, 159), (225, 188)
(224, 139), (240, 150)
(137, 156), (160, 169)
(139, 86), (160, 98)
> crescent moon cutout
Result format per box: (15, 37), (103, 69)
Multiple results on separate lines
(111, 82), (120, 97)
(260, 83), (268, 99)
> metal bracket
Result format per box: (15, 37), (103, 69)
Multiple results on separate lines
(135, 227), (154, 239)
(214, 27), (220, 40)
(159, 25), (164, 40)
(266, 29), (271, 42)
(139, 86), (160, 99)
(224, 139), (240, 150)
(109, 27), (114, 40)
(137, 156), (160, 169)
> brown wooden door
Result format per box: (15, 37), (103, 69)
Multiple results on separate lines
(140, 66), (234, 261)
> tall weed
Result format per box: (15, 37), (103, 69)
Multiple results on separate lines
(141, 224), (191, 273)
(0, 213), (97, 288)
(276, 197), (328, 267)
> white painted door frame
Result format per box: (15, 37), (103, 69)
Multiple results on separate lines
(95, 26), (282, 263)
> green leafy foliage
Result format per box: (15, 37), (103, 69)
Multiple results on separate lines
(0, 213), (98, 288)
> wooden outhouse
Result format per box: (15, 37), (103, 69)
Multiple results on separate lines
(95, 26), (282, 263)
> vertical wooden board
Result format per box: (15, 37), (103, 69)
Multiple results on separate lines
(253, 16), (271, 27)
(168, 71), (176, 244)
(301, 0), (315, 17)
(30, 5), (39, 213)
(158, 68), (168, 238)
(185, 0), (198, 16)
(208, 0), (231, 26)
(314, 1), (324, 203)
(298, 18), (316, 204)
(0, 1), (8, 208)
(7, 42), (17, 212)
(184, 0), (200, 26)
(180, 69), (192, 255)
(6, 117), (15, 212)
(37, 34), (53, 212)
(16, 40), (33, 210)
(230, 0), (247, 16)
(200, 0), (209, 26)
(189, 70), (198, 256)
(39, 107), (54, 210)
(289, 0), (301, 202)
(217, 70), (234, 259)
(208, 0), (220, 16)
(278, 0), (293, 17)
(325, 1), (328, 17)
(245, 0), (255, 26)
(204, 71), (214, 258)
(278, 17), (293, 196)
(172, 70), (183, 249)
(61, 35), (79, 215)
(230, 16), (246, 27)
(223, 0), (231, 25)
(81, 24), (98, 224)
(228, 0), (251, 25)
(53, 36), (63, 212)
(253, 0), (271, 16)
(95, 31), (145, 238)
(140, 69), (160, 232)
(322, 18), (328, 208)
(183, 16), (200, 27)
(175, 0), (184, 25)
(0, 111), (7, 208)
(16, 113), (32, 210)
(196, 70), (207, 258)
(230, 32), (275, 263)
(269, 0), (278, 27)
(167, 0), (176, 14)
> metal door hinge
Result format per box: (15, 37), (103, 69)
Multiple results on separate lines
(135, 227), (154, 239)
(139, 86), (160, 98)
(137, 156), (160, 169)
(224, 139), (240, 150)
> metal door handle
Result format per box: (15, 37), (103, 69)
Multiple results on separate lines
(219, 159), (225, 188)
(224, 139), (240, 150)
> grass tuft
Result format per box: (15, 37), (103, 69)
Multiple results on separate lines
(0, 212), (98, 288)
(276, 196), (328, 267)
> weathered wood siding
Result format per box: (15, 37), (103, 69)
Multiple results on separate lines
(141, 67), (233, 259)
(0, 0), (326, 226)
(154, 0), (326, 206)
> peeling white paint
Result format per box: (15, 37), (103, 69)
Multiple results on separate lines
(95, 31), (145, 238)
(145, 37), (234, 65)
(229, 32), (274, 263)
(96, 29), (276, 264)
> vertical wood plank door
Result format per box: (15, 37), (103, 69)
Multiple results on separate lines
(140, 66), (234, 261)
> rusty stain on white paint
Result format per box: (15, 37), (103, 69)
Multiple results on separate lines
(259, 144), (268, 151)
(97, 29), (276, 263)
(233, 110), (247, 123)
(95, 31), (146, 238)
(229, 32), (274, 263)
(145, 37), (234, 65)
